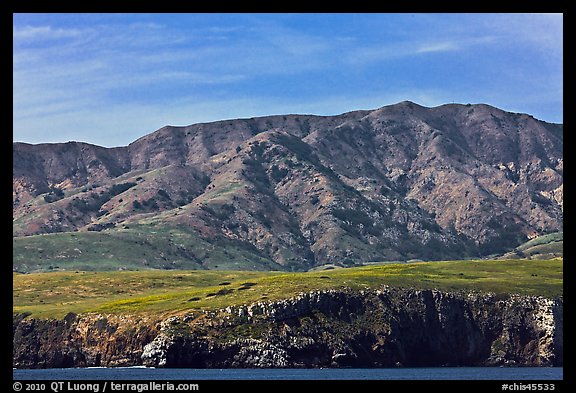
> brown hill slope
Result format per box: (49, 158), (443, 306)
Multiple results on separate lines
(13, 101), (563, 271)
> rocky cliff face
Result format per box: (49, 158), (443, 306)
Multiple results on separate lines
(13, 102), (563, 271)
(12, 313), (158, 368)
(13, 287), (563, 368)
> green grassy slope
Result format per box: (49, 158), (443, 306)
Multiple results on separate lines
(13, 224), (279, 273)
(499, 232), (563, 260)
(13, 258), (562, 319)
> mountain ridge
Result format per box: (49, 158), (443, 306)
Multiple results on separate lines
(13, 101), (563, 271)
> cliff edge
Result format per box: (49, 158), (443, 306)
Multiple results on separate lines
(13, 287), (562, 368)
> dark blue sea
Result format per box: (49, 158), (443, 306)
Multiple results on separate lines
(13, 367), (563, 380)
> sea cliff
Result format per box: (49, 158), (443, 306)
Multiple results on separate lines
(13, 287), (562, 368)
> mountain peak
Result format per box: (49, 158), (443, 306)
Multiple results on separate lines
(397, 100), (423, 107)
(13, 103), (563, 272)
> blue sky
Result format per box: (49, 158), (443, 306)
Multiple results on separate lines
(13, 13), (563, 147)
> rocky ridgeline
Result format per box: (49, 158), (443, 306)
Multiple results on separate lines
(13, 287), (562, 369)
(14, 102), (563, 270)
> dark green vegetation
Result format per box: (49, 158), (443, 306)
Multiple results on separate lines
(13, 223), (281, 273)
(13, 259), (562, 319)
(14, 103), (563, 271)
(499, 232), (563, 260)
(13, 225), (563, 274)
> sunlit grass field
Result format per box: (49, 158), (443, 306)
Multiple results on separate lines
(13, 258), (562, 319)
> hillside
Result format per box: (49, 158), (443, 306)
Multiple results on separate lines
(498, 232), (563, 260)
(13, 101), (563, 272)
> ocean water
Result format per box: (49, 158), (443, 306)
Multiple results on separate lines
(13, 367), (563, 380)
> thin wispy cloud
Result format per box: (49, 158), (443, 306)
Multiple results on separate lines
(13, 13), (563, 147)
(482, 13), (562, 59)
(13, 25), (88, 41)
(416, 42), (460, 54)
(343, 34), (499, 67)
